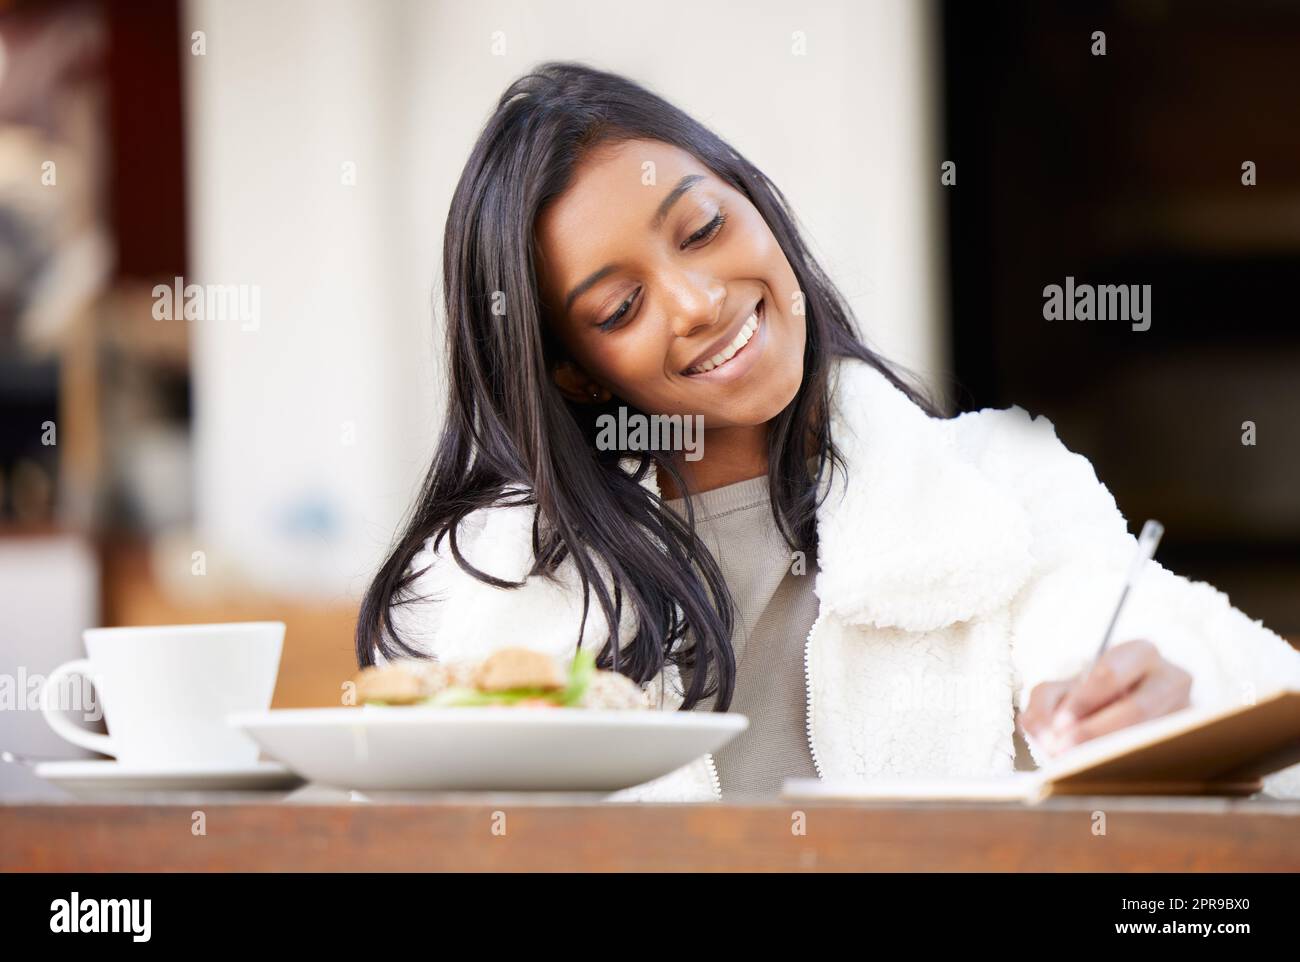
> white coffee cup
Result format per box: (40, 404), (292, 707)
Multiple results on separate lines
(39, 622), (284, 768)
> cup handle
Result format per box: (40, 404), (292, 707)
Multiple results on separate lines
(39, 659), (115, 757)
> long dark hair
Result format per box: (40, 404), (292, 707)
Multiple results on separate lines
(356, 61), (939, 710)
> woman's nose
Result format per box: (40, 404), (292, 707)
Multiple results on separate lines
(664, 274), (726, 339)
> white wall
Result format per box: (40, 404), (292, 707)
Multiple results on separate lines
(0, 536), (100, 797)
(183, 0), (439, 598)
(183, 0), (947, 598)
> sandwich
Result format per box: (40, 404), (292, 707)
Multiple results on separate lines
(353, 647), (650, 710)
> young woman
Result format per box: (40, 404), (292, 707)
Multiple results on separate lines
(357, 62), (1300, 801)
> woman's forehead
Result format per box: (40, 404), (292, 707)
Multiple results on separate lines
(540, 140), (711, 231)
(534, 140), (712, 294)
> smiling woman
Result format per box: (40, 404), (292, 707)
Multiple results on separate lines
(538, 141), (815, 506)
(535, 139), (806, 435)
(356, 61), (934, 722)
(354, 61), (1300, 802)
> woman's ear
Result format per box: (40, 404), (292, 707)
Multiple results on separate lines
(552, 361), (612, 403)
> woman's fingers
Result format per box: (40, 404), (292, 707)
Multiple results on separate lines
(1019, 640), (1193, 758)
(1019, 680), (1072, 743)
(1050, 639), (1161, 731)
(1051, 664), (1192, 751)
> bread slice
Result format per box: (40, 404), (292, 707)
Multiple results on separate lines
(354, 659), (451, 704)
(472, 648), (566, 692)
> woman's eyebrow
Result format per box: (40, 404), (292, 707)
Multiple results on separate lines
(562, 174), (706, 312)
(650, 174), (705, 229)
(564, 265), (618, 312)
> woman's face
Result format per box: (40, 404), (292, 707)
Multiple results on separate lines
(534, 139), (806, 428)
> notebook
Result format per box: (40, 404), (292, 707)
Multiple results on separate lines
(782, 688), (1300, 803)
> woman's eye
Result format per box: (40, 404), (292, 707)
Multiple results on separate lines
(681, 210), (727, 250)
(598, 287), (640, 331)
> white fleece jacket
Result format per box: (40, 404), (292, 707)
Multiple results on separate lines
(387, 356), (1300, 802)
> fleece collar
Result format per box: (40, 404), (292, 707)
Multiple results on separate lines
(814, 357), (1034, 631)
(631, 356), (1035, 633)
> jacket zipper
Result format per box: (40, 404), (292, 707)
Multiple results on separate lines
(700, 613), (823, 799)
(653, 667), (723, 800)
(802, 609), (826, 779)
(703, 752), (722, 800)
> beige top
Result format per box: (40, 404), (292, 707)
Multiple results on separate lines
(665, 473), (821, 799)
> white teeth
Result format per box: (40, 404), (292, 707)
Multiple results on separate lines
(687, 309), (761, 375)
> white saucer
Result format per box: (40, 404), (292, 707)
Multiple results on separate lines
(34, 759), (304, 796)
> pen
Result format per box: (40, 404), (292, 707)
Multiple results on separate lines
(1052, 519), (1164, 730)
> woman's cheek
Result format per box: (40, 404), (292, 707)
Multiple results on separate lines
(592, 348), (668, 410)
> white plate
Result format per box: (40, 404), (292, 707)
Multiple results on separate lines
(33, 759), (304, 796)
(228, 705), (748, 792)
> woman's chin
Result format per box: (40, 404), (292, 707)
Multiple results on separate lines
(698, 382), (803, 430)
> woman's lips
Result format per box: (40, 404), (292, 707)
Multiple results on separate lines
(682, 299), (765, 379)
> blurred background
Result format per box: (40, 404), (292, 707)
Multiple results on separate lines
(1, 0), (1296, 792)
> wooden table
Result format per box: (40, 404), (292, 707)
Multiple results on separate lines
(4, 791), (1299, 871)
